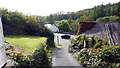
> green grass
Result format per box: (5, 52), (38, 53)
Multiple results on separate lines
(55, 44), (63, 47)
(4, 35), (47, 55)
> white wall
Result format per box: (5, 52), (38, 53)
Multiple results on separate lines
(0, 17), (7, 67)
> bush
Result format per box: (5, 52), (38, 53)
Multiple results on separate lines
(5, 43), (51, 67)
(96, 15), (120, 22)
(88, 40), (93, 48)
(93, 41), (102, 49)
(16, 43), (51, 67)
(58, 20), (72, 32)
(69, 34), (120, 67)
(68, 44), (74, 53)
(69, 38), (75, 43)
(77, 46), (120, 68)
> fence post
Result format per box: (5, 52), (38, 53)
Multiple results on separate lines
(57, 36), (59, 44)
(84, 40), (86, 48)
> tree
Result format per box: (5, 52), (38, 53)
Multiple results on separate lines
(47, 14), (54, 24)
(68, 16), (73, 23)
(58, 20), (72, 32)
(96, 16), (120, 22)
(36, 16), (47, 25)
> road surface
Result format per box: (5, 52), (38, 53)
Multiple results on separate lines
(52, 33), (84, 67)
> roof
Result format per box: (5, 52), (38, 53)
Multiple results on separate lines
(44, 24), (52, 28)
(44, 24), (59, 32)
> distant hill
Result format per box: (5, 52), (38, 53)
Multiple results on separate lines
(49, 1), (120, 21)
(46, 1), (120, 33)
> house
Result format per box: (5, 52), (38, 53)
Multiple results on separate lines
(44, 24), (59, 32)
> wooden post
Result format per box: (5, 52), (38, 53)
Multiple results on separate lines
(84, 40), (86, 48)
(57, 36), (59, 44)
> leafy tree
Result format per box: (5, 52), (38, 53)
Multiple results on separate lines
(96, 16), (120, 22)
(58, 20), (72, 32)
(36, 16), (47, 25)
(68, 16), (73, 23)
(47, 14), (54, 24)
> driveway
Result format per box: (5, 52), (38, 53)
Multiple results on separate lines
(52, 33), (84, 67)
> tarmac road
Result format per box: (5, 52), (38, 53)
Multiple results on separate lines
(52, 33), (84, 67)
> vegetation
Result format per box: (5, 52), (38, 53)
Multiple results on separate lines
(1, 1), (120, 67)
(5, 43), (51, 67)
(4, 35), (47, 54)
(1, 8), (55, 67)
(51, 2), (120, 21)
(1, 8), (54, 38)
(77, 46), (120, 68)
(1, 8), (55, 47)
(69, 34), (120, 67)
(55, 44), (63, 47)
(2, 2), (119, 34)
(55, 20), (72, 32)
(96, 15), (120, 22)
(47, 2), (120, 33)
(5, 35), (53, 67)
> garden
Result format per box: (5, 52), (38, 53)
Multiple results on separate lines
(5, 35), (53, 67)
(69, 34), (120, 68)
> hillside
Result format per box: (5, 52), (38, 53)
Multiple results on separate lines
(50, 2), (120, 21)
(44, 1), (120, 33)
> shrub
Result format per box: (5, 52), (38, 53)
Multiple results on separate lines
(96, 15), (120, 22)
(69, 34), (120, 67)
(69, 38), (75, 43)
(58, 20), (72, 32)
(93, 41), (102, 49)
(16, 43), (50, 67)
(5, 43), (51, 67)
(88, 40), (93, 48)
(68, 44), (74, 53)
(77, 46), (120, 68)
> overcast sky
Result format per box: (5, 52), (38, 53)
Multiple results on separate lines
(0, 0), (120, 16)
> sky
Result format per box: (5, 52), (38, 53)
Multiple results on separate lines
(0, 0), (120, 16)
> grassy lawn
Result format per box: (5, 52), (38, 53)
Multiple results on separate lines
(4, 35), (47, 55)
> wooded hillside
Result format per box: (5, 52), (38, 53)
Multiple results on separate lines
(46, 2), (120, 33)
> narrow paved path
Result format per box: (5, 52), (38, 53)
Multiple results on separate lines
(52, 33), (84, 67)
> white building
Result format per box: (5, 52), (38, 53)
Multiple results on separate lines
(44, 24), (59, 32)
(0, 17), (7, 67)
